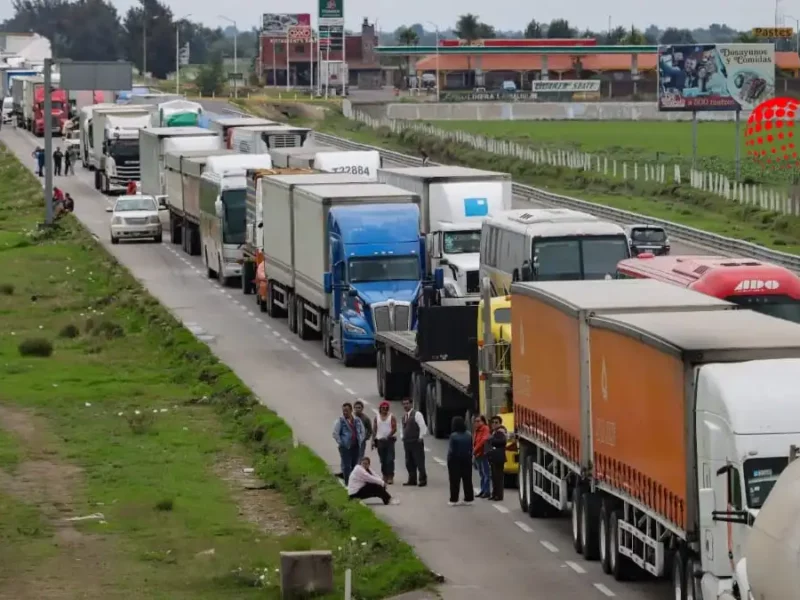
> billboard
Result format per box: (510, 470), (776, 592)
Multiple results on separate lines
(531, 80), (601, 93)
(658, 43), (775, 111)
(261, 13), (311, 36)
(318, 0), (344, 25)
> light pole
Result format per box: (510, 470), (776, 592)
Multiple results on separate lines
(785, 14), (800, 53)
(425, 21), (440, 101)
(219, 16), (239, 98)
(175, 14), (191, 94)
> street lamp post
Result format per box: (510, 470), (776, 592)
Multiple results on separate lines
(219, 16), (239, 98)
(175, 14), (192, 94)
(425, 21), (440, 101)
(785, 14), (800, 53)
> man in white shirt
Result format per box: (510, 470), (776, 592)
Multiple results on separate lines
(348, 457), (394, 505)
(400, 397), (428, 487)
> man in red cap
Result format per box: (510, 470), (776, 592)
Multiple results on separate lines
(371, 401), (397, 484)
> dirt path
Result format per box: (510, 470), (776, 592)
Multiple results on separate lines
(0, 404), (118, 599)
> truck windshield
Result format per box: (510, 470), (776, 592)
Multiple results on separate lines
(349, 256), (419, 283)
(222, 189), (246, 245)
(723, 294), (800, 325)
(743, 457), (788, 509)
(444, 230), (481, 254)
(109, 138), (139, 158)
(532, 236), (629, 281)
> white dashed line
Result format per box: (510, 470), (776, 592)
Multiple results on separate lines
(540, 540), (559, 553)
(281, 338), (289, 344)
(265, 324), (272, 330)
(291, 346), (301, 352)
(344, 388), (356, 395)
(492, 504), (510, 514)
(432, 457), (446, 466)
(514, 521), (533, 533)
(593, 583), (615, 597)
(565, 561), (586, 574)
(233, 300), (241, 306)
(333, 379), (344, 386)
(357, 398), (369, 405)
(424, 447), (431, 453)
(247, 311), (254, 316)
(272, 330), (281, 337)
(310, 361), (321, 368)
(321, 370), (332, 377)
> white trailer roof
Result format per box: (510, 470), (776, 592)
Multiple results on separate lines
(590, 309), (800, 360)
(512, 280), (733, 316)
(265, 173), (375, 187)
(294, 182), (419, 201)
(211, 116), (274, 127)
(378, 165), (511, 180)
(142, 126), (214, 138)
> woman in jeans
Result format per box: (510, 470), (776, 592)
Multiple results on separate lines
(447, 416), (474, 506)
(372, 401), (397, 483)
(472, 415), (491, 498)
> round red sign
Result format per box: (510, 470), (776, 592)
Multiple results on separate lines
(745, 97), (799, 170)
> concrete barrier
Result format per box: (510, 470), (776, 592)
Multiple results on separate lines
(279, 550), (334, 598)
(384, 101), (760, 122)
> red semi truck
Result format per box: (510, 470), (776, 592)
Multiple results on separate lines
(21, 76), (68, 136)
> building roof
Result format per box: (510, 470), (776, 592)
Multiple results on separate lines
(416, 51), (800, 72)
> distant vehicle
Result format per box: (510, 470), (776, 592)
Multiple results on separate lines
(501, 80), (517, 93)
(1, 97), (12, 124)
(106, 195), (162, 244)
(624, 224), (670, 256)
(616, 254), (800, 323)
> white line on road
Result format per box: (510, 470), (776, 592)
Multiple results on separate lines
(593, 583), (615, 597)
(540, 540), (559, 553)
(247, 311), (254, 317)
(514, 521), (534, 533)
(300, 353), (309, 359)
(345, 388), (356, 395)
(265, 324), (272, 330)
(333, 379), (344, 386)
(272, 330), (281, 337)
(310, 361), (321, 368)
(321, 370), (332, 377)
(432, 457), (446, 466)
(281, 338), (289, 344)
(492, 504), (510, 514)
(565, 561), (586, 574)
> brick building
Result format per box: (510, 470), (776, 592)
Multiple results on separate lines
(259, 18), (383, 88)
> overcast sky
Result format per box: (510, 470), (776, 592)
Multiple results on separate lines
(1, 0), (793, 34)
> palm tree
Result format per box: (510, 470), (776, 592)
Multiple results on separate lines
(394, 26), (419, 87)
(454, 14), (484, 86)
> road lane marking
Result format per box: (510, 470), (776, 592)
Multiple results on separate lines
(593, 583), (615, 597)
(310, 361), (320, 368)
(432, 457), (446, 466)
(300, 352), (309, 359)
(540, 540), (559, 553)
(492, 504), (509, 514)
(272, 330), (281, 337)
(565, 561), (586, 574)
(345, 388), (356, 395)
(247, 311), (254, 317)
(333, 379), (344, 386)
(321, 370), (332, 377)
(514, 521), (534, 533)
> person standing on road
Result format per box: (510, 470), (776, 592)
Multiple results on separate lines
(332, 402), (365, 484)
(53, 147), (63, 176)
(33, 147), (44, 177)
(447, 416), (474, 506)
(372, 401), (397, 484)
(488, 416), (508, 501)
(354, 400), (372, 460)
(126, 180), (137, 195)
(347, 457), (395, 505)
(473, 415), (491, 498)
(64, 146), (73, 175)
(400, 398), (427, 487)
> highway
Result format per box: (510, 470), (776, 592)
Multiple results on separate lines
(1, 119), (673, 600)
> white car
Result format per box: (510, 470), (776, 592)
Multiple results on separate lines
(106, 195), (162, 245)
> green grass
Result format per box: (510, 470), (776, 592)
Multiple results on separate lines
(309, 112), (800, 255)
(431, 120), (781, 185)
(0, 143), (432, 599)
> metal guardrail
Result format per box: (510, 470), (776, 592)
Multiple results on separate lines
(220, 106), (800, 271)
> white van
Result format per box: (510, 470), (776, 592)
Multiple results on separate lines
(2, 97), (13, 124)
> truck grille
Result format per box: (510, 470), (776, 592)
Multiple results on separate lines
(267, 134), (302, 148)
(466, 270), (479, 294)
(125, 217), (148, 225)
(372, 301), (412, 332)
(51, 116), (60, 129)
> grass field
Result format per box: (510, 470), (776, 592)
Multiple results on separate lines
(0, 143), (431, 599)
(431, 120), (769, 183)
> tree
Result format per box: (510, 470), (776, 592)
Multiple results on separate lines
(546, 19), (575, 38)
(454, 14), (482, 42)
(123, 0), (175, 79)
(605, 25), (627, 45)
(736, 31), (759, 43)
(194, 50), (224, 95)
(476, 22), (496, 39)
(524, 19), (544, 38)
(660, 27), (695, 45)
(395, 26), (419, 46)
(623, 26), (646, 45)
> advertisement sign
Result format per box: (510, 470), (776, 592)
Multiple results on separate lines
(531, 80), (601, 93)
(752, 27), (793, 38)
(318, 0), (344, 25)
(657, 43), (775, 112)
(261, 13), (311, 36)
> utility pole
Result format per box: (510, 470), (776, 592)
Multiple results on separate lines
(43, 58), (54, 225)
(142, 9), (147, 77)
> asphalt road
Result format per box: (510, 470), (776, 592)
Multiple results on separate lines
(1, 123), (673, 600)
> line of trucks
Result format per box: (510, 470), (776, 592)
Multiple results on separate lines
(61, 103), (800, 598)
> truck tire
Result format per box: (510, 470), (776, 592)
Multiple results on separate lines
(376, 349), (386, 398)
(426, 383), (447, 439)
(580, 491), (601, 561)
(94, 170), (101, 190)
(686, 557), (701, 600)
(322, 315), (334, 358)
(217, 256), (226, 286)
(266, 281), (282, 318)
(599, 501), (613, 574)
(340, 324), (357, 367)
(297, 298), (310, 340)
(518, 445), (529, 513)
(609, 511), (634, 581)
(241, 261), (253, 295)
(287, 292), (297, 333)
(205, 250), (215, 279)
(571, 486), (584, 554)
(170, 214), (181, 245)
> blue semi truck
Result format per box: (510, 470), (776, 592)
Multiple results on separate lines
(260, 181), (423, 366)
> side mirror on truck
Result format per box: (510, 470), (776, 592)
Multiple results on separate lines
(323, 272), (332, 294)
(214, 197), (224, 218)
(521, 260), (533, 282)
(433, 267), (444, 290)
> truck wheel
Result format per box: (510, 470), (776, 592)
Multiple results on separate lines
(518, 445), (529, 513)
(571, 486), (584, 554)
(581, 491), (600, 561)
(170, 215), (181, 245)
(241, 262), (253, 295)
(340, 324), (357, 367)
(609, 512), (634, 581)
(266, 282), (281, 318)
(322, 315), (334, 357)
(599, 501), (613, 574)
(376, 349), (386, 398)
(205, 250), (215, 279)
(94, 170), (101, 190)
(297, 298), (310, 340)
(671, 550), (688, 600)
(287, 292), (297, 333)
(217, 256), (227, 286)
(427, 384), (446, 439)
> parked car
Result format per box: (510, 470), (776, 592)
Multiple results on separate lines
(624, 224), (670, 256)
(106, 195), (162, 245)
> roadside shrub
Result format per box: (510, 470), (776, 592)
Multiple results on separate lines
(18, 338), (53, 358)
(90, 319), (125, 339)
(0, 283), (13, 295)
(125, 411), (154, 435)
(58, 324), (80, 339)
(154, 498), (174, 512)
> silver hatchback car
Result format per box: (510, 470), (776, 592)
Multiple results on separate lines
(106, 195), (162, 244)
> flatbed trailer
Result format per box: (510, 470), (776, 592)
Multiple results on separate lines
(375, 304), (477, 438)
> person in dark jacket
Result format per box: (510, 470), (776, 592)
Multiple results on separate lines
(33, 147), (45, 177)
(447, 416), (474, 506)
(53, 147), (63, 176)
(488, 415), (508, 501)
(354, 400), (372, 460)
(332, 402), (365, 484)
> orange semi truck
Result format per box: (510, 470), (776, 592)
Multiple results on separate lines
(511, 279), (800, 600)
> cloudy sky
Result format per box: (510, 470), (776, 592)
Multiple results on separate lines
(1, 0), (792, 33)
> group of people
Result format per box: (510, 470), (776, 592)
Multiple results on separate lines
(52, 187), (74, 217)
(32, 145), (76, 178)
(334, 398), (509, 507)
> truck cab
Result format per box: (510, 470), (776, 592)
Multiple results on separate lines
(95, 111), (153, 194)
(324, 203), (424, 365)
